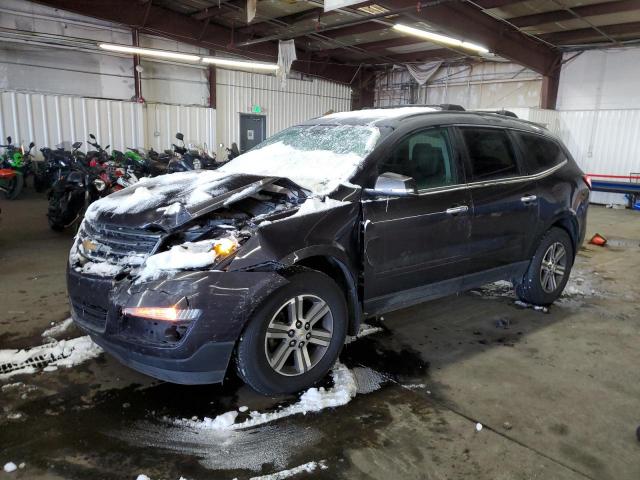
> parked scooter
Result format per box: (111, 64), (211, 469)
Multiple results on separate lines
(0, 137), (36, 199)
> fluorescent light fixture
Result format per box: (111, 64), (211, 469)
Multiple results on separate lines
(99, 43), (201, 62)
(392, 24), (490, 54)
(201, 56), (279, 71)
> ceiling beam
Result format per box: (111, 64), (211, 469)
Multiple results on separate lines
(510, 0), (640, 28)
(472, 0), (525, 8)
(29, 0), (359, 84)
(539, 20), (640, 44)
(374, 49), (464, 64)
(376, 0), (560, 74)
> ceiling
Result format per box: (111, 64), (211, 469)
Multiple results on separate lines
(31, 0), (640, 84)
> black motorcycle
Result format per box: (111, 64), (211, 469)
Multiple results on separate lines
(47, 157), (108, 231)
(36, 141), (84, 192)
(167, 132), (217, 173)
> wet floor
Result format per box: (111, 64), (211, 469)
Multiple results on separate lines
(1, 195), (640, 479)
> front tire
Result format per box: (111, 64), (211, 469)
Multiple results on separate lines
(236, 270), (347, 395)
(516, 227), (574, 306)
(2, 173), (23, 200)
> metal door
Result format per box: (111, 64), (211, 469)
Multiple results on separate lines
(239, 114), (266, 152)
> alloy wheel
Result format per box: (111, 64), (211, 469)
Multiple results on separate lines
(264, 294), (334, 376)
(540, 241), (567, 293)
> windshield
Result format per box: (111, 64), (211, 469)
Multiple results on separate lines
(218, 124), (380, 195)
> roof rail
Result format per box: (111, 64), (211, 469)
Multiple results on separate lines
(368, 104), (466, 111)
(475, 109), (519, 118)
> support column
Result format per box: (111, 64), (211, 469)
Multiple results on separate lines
(132, 29), (143, 102)
(208, 64), (216, 109)
(540, 70), (560, 110)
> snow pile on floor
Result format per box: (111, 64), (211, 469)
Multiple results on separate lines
(176, 362), (357, 432)
(41, 317), (73, 338)
(0, 336), (102, 379)
(345, 322), (383, 344)
(249, 460), (327, 480)
(3, 462), (17, 473)
(219, 125), (379, 195)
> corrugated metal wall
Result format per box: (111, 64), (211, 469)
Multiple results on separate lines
(216, 69), (351, 157)
(0, 90), (215, 157)
(145, 103), (215, 154)
(516, 107), (640, 204)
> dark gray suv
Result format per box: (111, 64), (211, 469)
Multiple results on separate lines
(67, 106), (590, 394)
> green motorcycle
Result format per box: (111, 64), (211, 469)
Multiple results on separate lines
(0, 136), (36, 200)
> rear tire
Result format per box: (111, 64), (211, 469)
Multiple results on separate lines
(47, 186), (82, 231)
(236, 270), (347, 395)
(3, 173), (23, 200)
(516, 227), (574, 306)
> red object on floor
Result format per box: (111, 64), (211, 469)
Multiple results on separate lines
(589, 233), (608, 246)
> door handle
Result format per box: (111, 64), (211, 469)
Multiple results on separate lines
(446, 205), (469, 215)
(520, 194), (538, 203)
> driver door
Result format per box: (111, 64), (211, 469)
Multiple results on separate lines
(362, 127), (472, 313)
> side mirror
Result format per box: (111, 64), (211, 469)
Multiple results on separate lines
(89, 133), (96, 140)
(176, 132), (184, 141)
(366, 172), (417, 197)
(6, 136), (11, 144)
(29, 142), (35, 149)
(72, 141), (82, 149)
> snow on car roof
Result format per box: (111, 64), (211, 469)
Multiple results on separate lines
(322, 107), (438, 124)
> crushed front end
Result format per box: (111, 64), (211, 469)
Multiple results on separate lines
(67, 173), (305, 384)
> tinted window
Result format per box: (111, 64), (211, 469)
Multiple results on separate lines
(380, 128), (457, 190)
(517, 133), (566, 173)
(461, 128), (519, 181)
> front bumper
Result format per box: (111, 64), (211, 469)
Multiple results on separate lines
(67, 266), (288, 384)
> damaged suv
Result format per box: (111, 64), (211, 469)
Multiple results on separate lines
(68, 106), (590, 394)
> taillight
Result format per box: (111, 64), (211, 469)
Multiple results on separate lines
(583, 175), (592, 190)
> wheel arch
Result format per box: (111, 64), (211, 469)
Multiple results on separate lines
(290, 252), (362, 337)
(530, 211), (579, 260)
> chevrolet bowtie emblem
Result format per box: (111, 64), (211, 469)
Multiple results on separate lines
(82, 239), (98, 252)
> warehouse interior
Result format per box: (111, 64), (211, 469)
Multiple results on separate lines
(1, 0), (640, 479)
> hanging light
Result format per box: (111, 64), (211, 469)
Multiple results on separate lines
(201, 56), (279, 71)
(392, 24), (490, 54)
(98, 43), (201, 62)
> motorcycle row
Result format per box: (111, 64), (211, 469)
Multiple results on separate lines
(0, 133), (240, 231)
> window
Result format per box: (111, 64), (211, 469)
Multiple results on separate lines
(517, 133), (566, 173)
(461, 128), (519, 181)
(380, 128), (457, 190)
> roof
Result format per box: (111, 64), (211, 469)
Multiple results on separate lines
(304, 106), (553, 137)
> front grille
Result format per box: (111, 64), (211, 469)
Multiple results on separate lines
(71, 299), (108, 331)
(79, 221), (162, 264)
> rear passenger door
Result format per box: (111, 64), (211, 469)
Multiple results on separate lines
(457, 126), (539, 276)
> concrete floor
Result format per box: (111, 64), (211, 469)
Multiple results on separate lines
(1, 192), (639, 480)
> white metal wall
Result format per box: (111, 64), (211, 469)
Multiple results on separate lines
(514, 107), (640, 205)
(0, 90), (214, 156)
(216, 69), (351, 157)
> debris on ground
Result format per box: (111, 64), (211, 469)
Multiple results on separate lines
(589, 233), (608, 246)
(249, 460), (327, 480)
(475, 423), (483, 432)
(495, 318), (511, 329)
(503, 422), (513, 430)
(3, 462), (17, 473)
(514, 300), (549, 313)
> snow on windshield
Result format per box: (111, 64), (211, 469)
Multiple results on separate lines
(219, 124), (380, 195)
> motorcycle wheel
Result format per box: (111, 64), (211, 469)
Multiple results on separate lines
(2, 173), (24, 200)
(48, 186), (83, 231)
(33, 172), (50, 193)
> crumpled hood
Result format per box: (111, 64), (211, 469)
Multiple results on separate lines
(84, 171), (289, 231)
